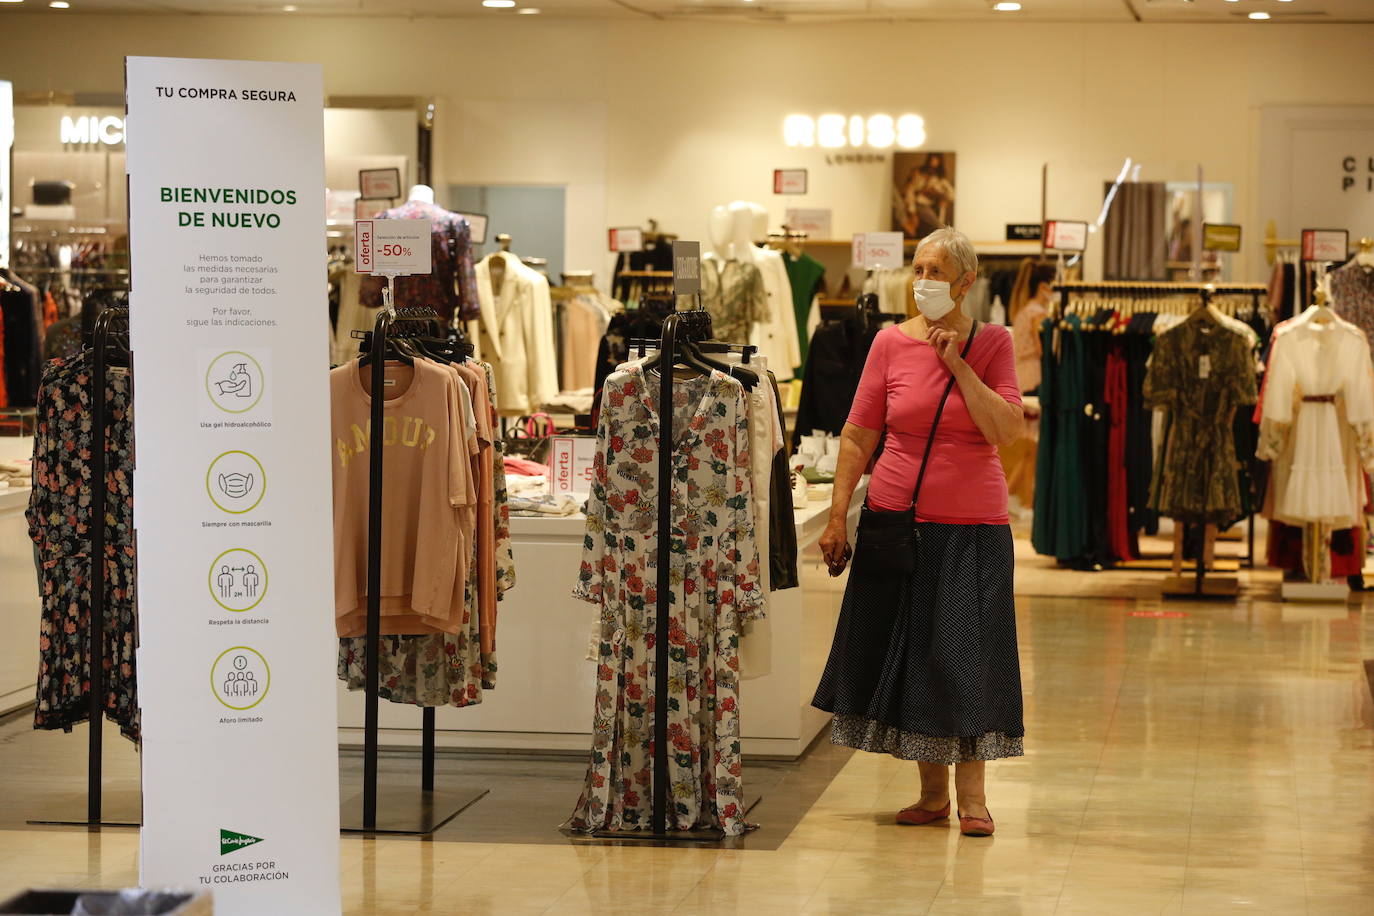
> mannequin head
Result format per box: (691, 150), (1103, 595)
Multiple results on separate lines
(727, 201), (760, 263)
(708, 205), (734, 258)
(407, 184), (435, 204)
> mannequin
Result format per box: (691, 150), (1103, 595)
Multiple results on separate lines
(406, 184), (436, 205)
(708, 205), (735, 261)
(728, 200), (801, 379)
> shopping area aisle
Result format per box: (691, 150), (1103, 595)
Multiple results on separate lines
(0, 589), (1370, 915)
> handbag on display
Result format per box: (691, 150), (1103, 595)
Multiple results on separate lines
(504, 412), (556, 463)
(853, 322), (978, 576)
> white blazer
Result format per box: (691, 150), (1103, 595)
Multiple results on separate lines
(471, 252), (559, 414)
(748, 247), (801, 381)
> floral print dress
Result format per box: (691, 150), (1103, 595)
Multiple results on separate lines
(27, 354), (139, 742)
(569, 363), (764, 836)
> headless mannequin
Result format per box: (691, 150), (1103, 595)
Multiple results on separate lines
(488, 234), (515, 294)
(406, 184), (436, 205)
(727, 201), (759, 264)
(708, 205), (734, 261)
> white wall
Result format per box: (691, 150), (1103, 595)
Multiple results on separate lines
(3, 14), (1374, 280)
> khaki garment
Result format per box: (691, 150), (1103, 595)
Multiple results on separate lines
(332, 359), (472, 637)
(454, 361), (499, 654)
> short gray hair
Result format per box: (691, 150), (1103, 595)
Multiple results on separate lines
(914, 228), (978, 278)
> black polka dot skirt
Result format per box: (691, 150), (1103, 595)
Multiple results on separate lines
(812, 522), (1025, 765)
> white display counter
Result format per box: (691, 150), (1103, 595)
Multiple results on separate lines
(0, 437), (37, 716)
(338, 483), (864, 759)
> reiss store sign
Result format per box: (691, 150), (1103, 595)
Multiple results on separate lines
(784, 114), (927, 150)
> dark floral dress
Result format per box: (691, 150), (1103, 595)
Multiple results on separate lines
(569, 364), (764, 836)
(26, 354), (139, 742)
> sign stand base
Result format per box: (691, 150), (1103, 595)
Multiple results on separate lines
(340, 786), (489, 836)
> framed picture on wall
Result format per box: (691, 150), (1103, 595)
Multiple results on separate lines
(891, 152), (956, 240)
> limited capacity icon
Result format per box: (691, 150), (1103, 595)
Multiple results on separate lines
(212, 646), (270, 711)
(209, 548), (268, 612)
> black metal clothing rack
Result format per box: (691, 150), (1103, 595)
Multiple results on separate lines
(340, 304), (487, 835)
(28, 306), (140, 828)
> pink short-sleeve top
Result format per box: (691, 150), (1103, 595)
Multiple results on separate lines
(848, 323), (1022, 524)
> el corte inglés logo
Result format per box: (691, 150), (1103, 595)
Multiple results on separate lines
(220, 828), (265, 855)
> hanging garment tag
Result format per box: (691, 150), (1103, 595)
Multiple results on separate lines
(1198, 355), (1211, 379)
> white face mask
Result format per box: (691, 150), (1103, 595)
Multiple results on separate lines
(913, 278), (957, 321)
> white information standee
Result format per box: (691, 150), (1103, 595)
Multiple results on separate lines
(126, 57), (341, 914)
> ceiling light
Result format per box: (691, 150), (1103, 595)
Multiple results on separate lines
(994, 1), (1021, 9)
(282, 3), (297, 9)
(1249, 11), (1270, 19)
(50, 1), (70, 7)
(482, 0), (516, 6)
(517, 5), (540, 11)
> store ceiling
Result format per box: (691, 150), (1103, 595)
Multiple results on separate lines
(5, 0), (1373, 23)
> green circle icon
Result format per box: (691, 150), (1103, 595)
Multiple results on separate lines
(205, 351), (265, 414)
(208, 548), (268, 613)
(206, 450), (266, 514)
(212, 646), (270, 711)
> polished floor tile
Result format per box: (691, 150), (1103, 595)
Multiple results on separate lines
(0, 567), (1371, 914)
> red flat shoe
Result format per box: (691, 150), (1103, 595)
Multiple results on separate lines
(958, 809), (995, 837)
(895, 802), (950, 826)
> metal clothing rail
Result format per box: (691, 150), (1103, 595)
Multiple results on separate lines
(339, 305), (488, 836)
(28, 306), (139, 828)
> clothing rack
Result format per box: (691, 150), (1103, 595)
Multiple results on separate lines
(1034, 283), (1268, 580)
(340, 304), (487, 836)
(592, 306), (744, 843)
(28, 306), (138, 828)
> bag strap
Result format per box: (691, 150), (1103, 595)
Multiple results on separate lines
(910, 320), (978, 513)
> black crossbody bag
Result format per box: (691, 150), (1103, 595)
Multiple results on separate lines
(853, 321), (978, 576)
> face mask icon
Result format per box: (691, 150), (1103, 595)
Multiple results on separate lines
(218, 473), (255, 499)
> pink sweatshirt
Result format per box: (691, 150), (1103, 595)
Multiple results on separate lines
(848, 323), (1022, 524)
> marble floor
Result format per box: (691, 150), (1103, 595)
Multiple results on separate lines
(1, 585), (1372, 914)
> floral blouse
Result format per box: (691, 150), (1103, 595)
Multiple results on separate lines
(27, 354), (139, 742)
(568, 363), (764, 837)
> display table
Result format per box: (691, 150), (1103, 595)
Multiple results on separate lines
(338, 482), (864, 759)
(0, 483), (37, 717)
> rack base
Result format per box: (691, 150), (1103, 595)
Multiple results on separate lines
(339, 786), (488, 836)
(1161, 575), (1239, 600)
(1280, 581), (1350, 603)
(27, 789), (142, 828)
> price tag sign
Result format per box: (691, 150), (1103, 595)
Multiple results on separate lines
(773, 168), (808, 195)
(1044, 220), (1088, 252)
(550, 436), (597, 498)
(358, 167), (401, 199)
(1302, 228), (1349, 262)
(1006, 223), (1043, 241)
(1202, 223), (1242, 253)
(786, 208), (831, 238)
(608, 227), (644, 253)
(673, 239), (701, 296)
(851, 231), (905, 269)
(354, 218), (432, 276)
(458, 211), (488, 245)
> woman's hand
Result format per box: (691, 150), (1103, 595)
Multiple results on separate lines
(926, 324), (966, 373)
(820, 519), (852, 577)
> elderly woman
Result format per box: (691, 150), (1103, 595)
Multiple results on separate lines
(812, 228), (1025, 838)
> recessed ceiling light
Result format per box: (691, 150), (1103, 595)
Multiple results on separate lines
(50, 1), (70, 7)
(994, 1), (1021, 9)
(1249, 10), (1270, 18)
(482, 0), (516, 6)
(517, 5), (540, 11)
(282, 3), (297, 9)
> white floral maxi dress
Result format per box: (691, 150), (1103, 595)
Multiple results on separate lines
(570, 363), (765, 836)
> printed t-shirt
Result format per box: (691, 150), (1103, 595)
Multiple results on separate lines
(848, 322), (1022, 524)
(331, 358), (471, 636)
